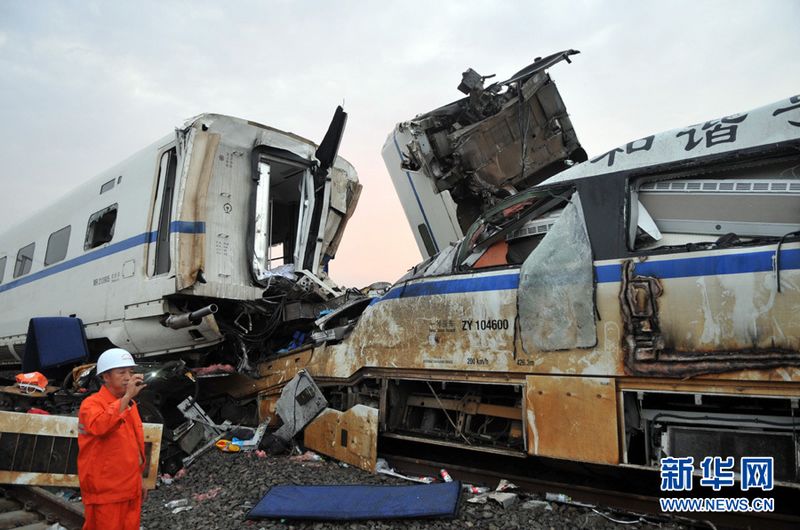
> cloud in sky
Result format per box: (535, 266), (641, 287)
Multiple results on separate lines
(1, 0), (798, 286)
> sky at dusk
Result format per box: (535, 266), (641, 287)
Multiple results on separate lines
(1, 1), (798, 287)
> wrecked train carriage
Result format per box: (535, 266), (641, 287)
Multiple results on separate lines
(261, 94), (800, 483)
(383, 49), (586, 260)
(0, 110), (363, 474)
(0, 111), (361, 368)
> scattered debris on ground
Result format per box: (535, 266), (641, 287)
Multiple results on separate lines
(141, 449), (694, 530)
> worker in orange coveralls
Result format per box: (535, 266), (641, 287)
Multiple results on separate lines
(78, 348), (147, 530)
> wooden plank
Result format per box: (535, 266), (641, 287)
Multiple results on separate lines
(304, 405), (378, 472)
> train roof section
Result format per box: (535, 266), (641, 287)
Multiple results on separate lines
(540, 95), (800, 186)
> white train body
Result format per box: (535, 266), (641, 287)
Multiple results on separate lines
(0, 114), (359, 363)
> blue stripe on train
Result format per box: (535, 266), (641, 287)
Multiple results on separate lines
(3, 227), (797, 300)
(595, 248), (800, 282)
(0, 221), (206, 294)
(373, 248), (800, 303)
(379, 273), (520, 302)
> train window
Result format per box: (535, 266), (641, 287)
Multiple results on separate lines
(629, 159), (800, 252)
(0, 256), (6, 283)
(417, 224), (437, 258)
(14, 243), (35, 278)
(457, 189), (568, 270)
(100, 178), (115, 194)
(45, 225), (71, 266)
(154, 149), (177, 275)
(84, 204), (118, 250)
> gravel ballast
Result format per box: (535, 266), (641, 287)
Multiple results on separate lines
(140, 449), (696, 530)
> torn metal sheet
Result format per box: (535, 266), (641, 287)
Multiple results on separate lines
(176, 130), (220, 291)
(178, 396), (227, 439)
(0, 411), (162, 489)
(303, 405), (378, 472)
(233, 420), (270, 451)
(518, 193), (597, 351)
(273, 371), (327, 441)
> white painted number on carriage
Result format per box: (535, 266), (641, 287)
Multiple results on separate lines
(466, 357), (489, 366)
(462, 319), (509, 331)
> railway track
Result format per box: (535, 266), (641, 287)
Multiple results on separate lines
(0, 486), (83, 530)
(380, 436), (800, 530)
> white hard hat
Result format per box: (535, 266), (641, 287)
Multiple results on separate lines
(96, 348), (136, 375)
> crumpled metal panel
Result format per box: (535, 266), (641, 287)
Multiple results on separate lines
(304, 405), (378, 472)
(518, 193), (596, 351)
(273, 371), (327, 441)
(451, 78), (579, 190)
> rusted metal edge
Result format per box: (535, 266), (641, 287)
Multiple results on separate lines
(619, 377), (800, 397)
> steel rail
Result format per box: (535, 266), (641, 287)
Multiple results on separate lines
(380, 445), (800, 530)
(2, 485), (84, 530)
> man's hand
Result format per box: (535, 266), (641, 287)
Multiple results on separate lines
(124, 374), (146, 400)
(118, 374), (146, 412)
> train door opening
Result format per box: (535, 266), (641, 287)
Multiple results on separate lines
(251, 153), (312, 282)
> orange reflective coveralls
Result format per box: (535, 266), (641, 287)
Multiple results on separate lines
(78, 385), (145, 530)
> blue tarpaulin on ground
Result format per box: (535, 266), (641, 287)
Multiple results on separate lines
(247, 482), (461, 520)
(22, 317), (88, 372)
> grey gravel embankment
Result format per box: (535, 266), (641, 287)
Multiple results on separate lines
(141, 450), (693, 530)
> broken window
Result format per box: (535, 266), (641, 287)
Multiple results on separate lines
(84, 204), (118, 250)
(251, 152), (310, 281)
(0, 256), (6, 283)
(269, 243), (285, 268)
(629, 159), (800, 252)
(14, 242), (35, 278)
(517, 192), (597, 352)
(45, 225), (71, 266)
(456, 188), (570, 271)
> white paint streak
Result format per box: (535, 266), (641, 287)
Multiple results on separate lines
(697, 277), (722, 344)
(526, 408), (539, 453)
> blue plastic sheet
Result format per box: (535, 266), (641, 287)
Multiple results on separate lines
(247, 482), (461, 520)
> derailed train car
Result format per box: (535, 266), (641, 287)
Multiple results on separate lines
(259, 59), (800, 483)
(1, 51), (799, 488)
(0, 109), (361, 366)
(0, 109), (363, 468)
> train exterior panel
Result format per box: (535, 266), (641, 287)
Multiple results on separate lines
(258, 95), (800, 482)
